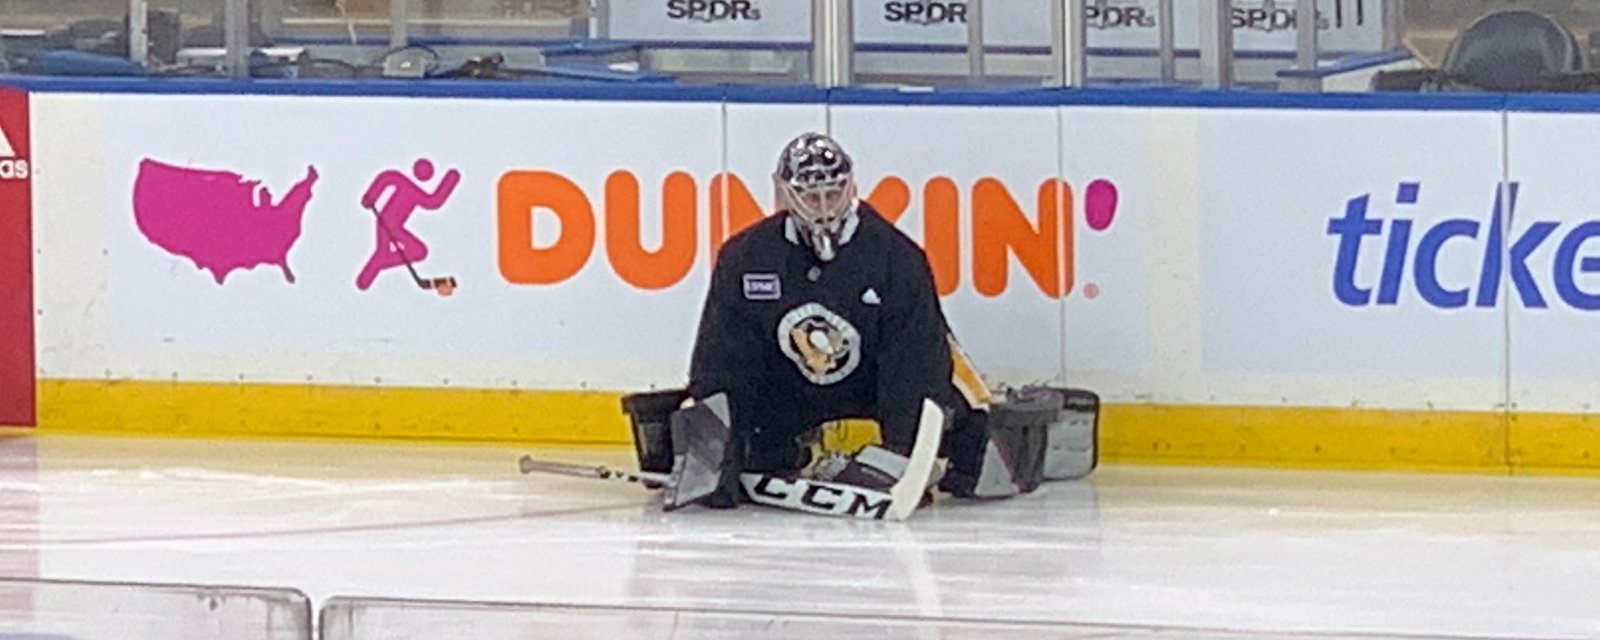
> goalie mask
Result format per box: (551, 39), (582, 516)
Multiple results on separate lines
(775, 133), (858, 262)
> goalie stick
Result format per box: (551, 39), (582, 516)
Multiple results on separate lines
(515, 399), (945, 522)
(517, 456), (668, 486)
(518, 456), (905, 521)
(888, 398), (945, 520)
(365, 204), (457, 296)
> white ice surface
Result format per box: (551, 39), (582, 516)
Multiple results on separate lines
(0, 434), (1597, 639)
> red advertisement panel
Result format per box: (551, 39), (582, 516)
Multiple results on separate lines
(0, 88), (33, 427)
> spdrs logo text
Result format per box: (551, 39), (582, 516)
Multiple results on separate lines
(666, 0), (761, 21)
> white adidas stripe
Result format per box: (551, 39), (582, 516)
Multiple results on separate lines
(0, 121), (15, 157)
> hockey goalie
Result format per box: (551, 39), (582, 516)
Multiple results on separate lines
(621, 133), (1099, 519)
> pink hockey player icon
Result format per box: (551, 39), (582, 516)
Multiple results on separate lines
(357, 159), (460, 296)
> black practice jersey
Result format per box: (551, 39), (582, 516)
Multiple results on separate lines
(687, 202), (953, 450)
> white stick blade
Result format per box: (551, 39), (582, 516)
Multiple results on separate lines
(887, 399), (945, 521)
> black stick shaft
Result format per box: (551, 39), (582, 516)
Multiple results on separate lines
(365, 204), (433, 287)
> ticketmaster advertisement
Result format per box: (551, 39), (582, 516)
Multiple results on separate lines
(1505, 112), (1600, 414)
(1193, 108), (1506, 411)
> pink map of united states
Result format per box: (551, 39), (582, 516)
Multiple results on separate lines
(133, 159), (319, 284)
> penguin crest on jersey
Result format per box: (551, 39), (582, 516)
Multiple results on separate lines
(777, 303), (861, 385)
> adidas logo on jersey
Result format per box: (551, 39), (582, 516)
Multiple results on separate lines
(0, 120), (28, 181)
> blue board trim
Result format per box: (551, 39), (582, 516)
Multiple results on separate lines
(4, 73), (1597, 114)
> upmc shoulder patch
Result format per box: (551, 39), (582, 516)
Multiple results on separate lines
(743, 273), (781, 300)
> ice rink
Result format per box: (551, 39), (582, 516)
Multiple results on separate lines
(0, 432), (1597, 639)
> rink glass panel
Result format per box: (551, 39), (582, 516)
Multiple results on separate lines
(315, 596), (1465, 640)
(0, 578), (311, 640)
(16, 1), (1599, 88)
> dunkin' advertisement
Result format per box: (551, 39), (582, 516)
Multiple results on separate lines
(52, 95), (1136, 392)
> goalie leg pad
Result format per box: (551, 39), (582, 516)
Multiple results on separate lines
(811, 444), (944, 494)
(621, 388), (689, 476)
(1043, 388), (1100, 481)
(941, 386), (1062, 499)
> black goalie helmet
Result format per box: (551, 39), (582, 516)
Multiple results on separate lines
(774, 132), (857, 262)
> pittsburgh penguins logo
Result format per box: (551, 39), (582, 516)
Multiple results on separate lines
(777, 303), (861, 385)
